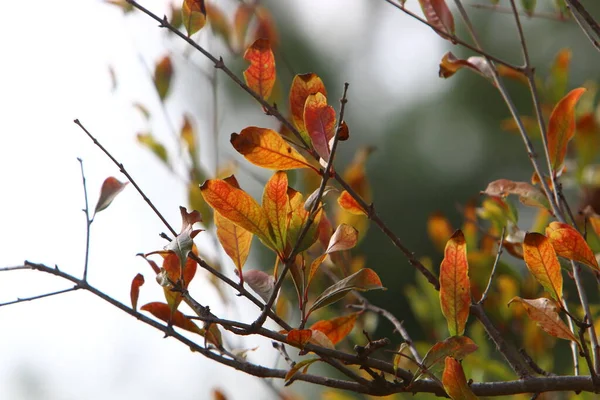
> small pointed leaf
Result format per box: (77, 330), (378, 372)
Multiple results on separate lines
(440, 230), (471, 336)
(523, 232), (563, 301)
(130, 273), (145, 311)
(243, 38), (276, 101)
(443, 357), (479, 400)
(94, 177), (128, 215)
(545, 222), (599, 271)
(508, 297), (579, 343)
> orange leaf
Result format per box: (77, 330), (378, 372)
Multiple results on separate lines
(481, 179), (550, 210)
(508, 297), (579, 343)
(545, 222), (599, 271)
(252, 6), (279, 48)
(304, 92), (336, 161)
(263, 171), (290, 255)
(201, 178), (273, 246)
(233, 3), (254, 51)
(310, 313), (358, 345)
(182, 0), (207, 37)
(439, 230), (470, 336)
(94, 177), (128, 215)
(153, 55), (173, 100)
(414, 336), (478, 382)
(428, 211), (453, 253)
(206, 2), (231, 46)
(161, 252), (198, 310)
(523, 232), (563, 301)
(141, 302), (204, 335)
(130, 273), (145, 311)
(286, 188), (323, 253)
(419, 0), (455, 40)
(326, 224), (358, 254)
(215, 212), (252, 278)
(289, 73), (327, 143)
(287, 329), (312, 348)
(337, 190), (367, 216)
(442, 357), (479, 400)
(231, 127), (315, 171)
(547, 87), (586, 176)
(243, 38), (276, 101)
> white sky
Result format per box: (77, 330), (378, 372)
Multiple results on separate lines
(0, 0), (442, 399)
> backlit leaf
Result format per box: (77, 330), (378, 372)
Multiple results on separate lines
(523, 232), (563, 301)
(182, 0), (207, 37)
(130, 273), (144, 311)
(215, 212), (252, 279)
(304, 92), (336, 162)
(545, 222), (599, 271)
(137, 133), (169, 164)
(94, 177), (128, 215)
(243, 270), (275, 302)
(326, 224), (358, 254)
(160, 251), (198, 310)
(201, 178), (273, 245)
(547, 87), (586, 176)
(310, 313), (358, 345)
(252, 6), (279, 48)
(308, 268), (385, 315)
(243, 38), (276, 101)
(508, 297), (579, 343)
(440, 230), (471, 336)
(309, 329), (335, 349)
(231, 127), (315, 171)
(141, 302), (204, 335)
(287, 188), (323, 253)
(233, 3), (254, 51)
(287, 329), (312, 348)
(414, 336), (478, 382)
(289, 73), (327, 144)
(206, 2), (231, 46)
(419, 0), (455, 40)
(285, 358), (320, 382)
(262, 171), (289, 255)
(481, 179), (550, 211)
(337, 190), (367, 216)
(439, 52), (493, 81)
(428, 211), (453, 253)
(443, 357), (479, 400)
(153, 55), (173, 101)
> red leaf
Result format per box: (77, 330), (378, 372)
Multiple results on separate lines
(419, 0), (455, 40)
(141, 302), (204, 335)
(130, 273), (145, 311)
(289, 73), (327, 143)
(94, 177), (128, 215)
(303, 92), (336, 161)
(439, 230), (470, 336)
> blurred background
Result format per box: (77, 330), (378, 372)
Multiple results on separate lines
(1, 0), (599, 399)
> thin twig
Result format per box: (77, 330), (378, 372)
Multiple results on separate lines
(563, 299), (581, 376)
(478, 226), (506, 304)
(0, 286), (79, 307)
(470, 3), (570, 21)
(77, 158), (92, 281)
(564, 0), (600, 51)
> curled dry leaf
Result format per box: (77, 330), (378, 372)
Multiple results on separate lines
(522, 232), (563, 301)
(439, 230), (470, 337)
(508, 297), (579, 344)
(243, 270), (275, 302)
(130, 273), (145, 311)
(231, 127), (315, 171)
(163, 206), (203, 273)
(243, 38), (276, 101)
(182, 0), (207, 37)
(439, 52), (493, 81)
(442, 357), (479, 400)
(481, 179), (550, 211)
(94, 177), (128, 215)
(545, 221), (599, 271)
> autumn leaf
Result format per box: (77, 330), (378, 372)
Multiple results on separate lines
(508, 297), (579, 343)
(414, 336), (478, 382)
(337, 191), (367, 216)
(287, 188), (323, 253)
(287, 329), (312, 348)
(201, 178), (274, 246)
(233, 3), (254, 51)
(137, 133), (169, 164)
(215, 212), (252, 281)
(304, 92), (336, 162)
(548, 49), (571, 103)
(439, 52), (493, 81)
(94, 177), (128, 215)
(231, 127), (316, 171)
(440, 230), (471, 336)
(428, 211), (453, 253)
(443, 357), (479, 400)
(284, 358), (320, 383)
(130, 273), (144, 311)
(153, 55), (173, 101)
(308, 268), (385, 315)
(263, 171), (290, 255)
(243, 270), (275, 302)
(206, 2), (231, 47)
(163, 207), (203, 274)
(243, 38), (276, 101)
(182, 0), (207, 37)
(141, 302), (204, 335)
(289, 73), (327, 144)
(545, 222), (599, 271)
(181, 114), (196, 159)
(159, 251), (198, 310)
(523, 232), (563, 301)
(310, 313), (358, 345)
(419, 0), (455, 40)
(547, 87), (586, 176)
(481, 179), (550, 211)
